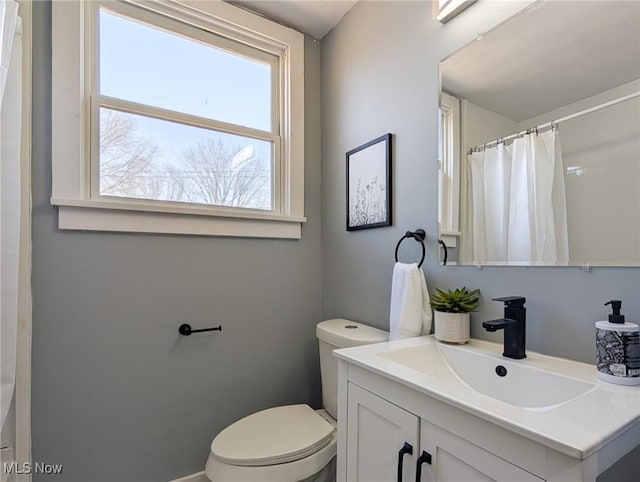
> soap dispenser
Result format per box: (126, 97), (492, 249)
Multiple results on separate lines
(595, 300), (640, 385)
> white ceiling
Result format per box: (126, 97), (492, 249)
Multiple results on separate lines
(229, 1), (358, 39)
(441, 0), (640, 122)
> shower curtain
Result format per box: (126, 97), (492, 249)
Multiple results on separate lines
(461, 129), (569, 265)
(1, 0), (21, 436)
(468, 143), (511, 263)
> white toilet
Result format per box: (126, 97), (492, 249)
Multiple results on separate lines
(205, 318), (389, 482)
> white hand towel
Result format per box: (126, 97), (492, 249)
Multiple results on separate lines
(389, 262), (433, 341)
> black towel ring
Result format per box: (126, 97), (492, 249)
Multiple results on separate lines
(394, 229), (426, 267)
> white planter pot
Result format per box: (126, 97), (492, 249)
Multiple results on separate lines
(434, 312), (470, 344)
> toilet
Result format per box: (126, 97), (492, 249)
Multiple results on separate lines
(205, 318), (389, 482)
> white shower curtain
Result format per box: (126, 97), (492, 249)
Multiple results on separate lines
(1, 0), (21, 436)
(508, 129), (569, 264)
(468, 143), (511, 263)
(463, 129), (569, 265)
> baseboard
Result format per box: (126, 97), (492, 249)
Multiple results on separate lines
(169, 470), (208, 482)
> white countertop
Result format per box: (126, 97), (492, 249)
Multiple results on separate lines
(334, 335), (640, 459)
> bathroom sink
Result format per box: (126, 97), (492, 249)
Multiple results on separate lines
(378, 340), (597, 410)
(335, 335), (640, 461)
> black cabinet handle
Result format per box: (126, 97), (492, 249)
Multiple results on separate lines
(415, 450), (432, 482)
(397, 442), (413, 482)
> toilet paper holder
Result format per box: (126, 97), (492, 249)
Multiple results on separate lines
(178, 323), (222, 336)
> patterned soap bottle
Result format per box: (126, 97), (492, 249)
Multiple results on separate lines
(595, 300), (640, 385)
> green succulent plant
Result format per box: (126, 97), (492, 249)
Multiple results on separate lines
(430, 287), (481, 313)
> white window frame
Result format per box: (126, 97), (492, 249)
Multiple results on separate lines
(438, 92), (461, 246)
(52, 0), (305, 239)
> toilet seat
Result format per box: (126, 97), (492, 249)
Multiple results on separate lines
(211, 404), (335, 467)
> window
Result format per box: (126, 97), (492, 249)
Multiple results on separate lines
(439, 92), (461, 242)
(52, 0), (305, 238)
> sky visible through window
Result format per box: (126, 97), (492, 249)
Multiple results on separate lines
(98, 8), (274, 209)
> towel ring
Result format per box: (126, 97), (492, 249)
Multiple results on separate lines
(394, 229), (426, 267)
(438, 239), (448, 266)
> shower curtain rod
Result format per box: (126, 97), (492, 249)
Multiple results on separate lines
(469, 91), (640, 153)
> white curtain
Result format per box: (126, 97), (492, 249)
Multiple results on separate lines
(549, 129), (569, 265)
(0, 0), (18, 97)
(463, 129), (569, 265)
(468, 144), (512, 263)
(459, 151), (473, 264)
(1, 0), (21, 436)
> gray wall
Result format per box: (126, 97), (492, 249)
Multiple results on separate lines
(31, 2), (322, 480)
(321, 1), (640, 364)
(30, 1), (640, 480)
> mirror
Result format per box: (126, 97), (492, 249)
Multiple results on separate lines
(438, 0), (640, 267)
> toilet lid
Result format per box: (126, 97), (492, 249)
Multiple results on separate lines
(211, 404), (335, 467)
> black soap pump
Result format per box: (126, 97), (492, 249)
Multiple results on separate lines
(595, 300), (640, 385)
(605, 300), (625, 323)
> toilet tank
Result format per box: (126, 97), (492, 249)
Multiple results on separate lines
(316, 319), (388, 419)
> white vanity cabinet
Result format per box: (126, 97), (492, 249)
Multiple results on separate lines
(346, 383), (418, 482)
(419, 419), (543, 482)
(336, 354), (639, 482)
(345, 381), (542, 482)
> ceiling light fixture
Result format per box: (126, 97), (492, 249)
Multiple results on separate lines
(435, 0), (477, 23)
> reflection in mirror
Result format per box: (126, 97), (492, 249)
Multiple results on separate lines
(438, 0), (640, 267)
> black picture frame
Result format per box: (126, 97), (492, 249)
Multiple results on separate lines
(346, 133), (392, 231)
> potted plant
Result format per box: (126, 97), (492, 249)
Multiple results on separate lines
(430, 287), (481, 344)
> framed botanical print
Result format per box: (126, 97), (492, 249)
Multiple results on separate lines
(346, 133), (392, 231)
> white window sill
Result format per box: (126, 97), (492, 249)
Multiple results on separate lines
(52, 198), (305, 239)
(51, 0), (305, 241)
(439, 231), (460, 248)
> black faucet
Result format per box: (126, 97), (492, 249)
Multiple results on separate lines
(482, 297), (527, 359)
